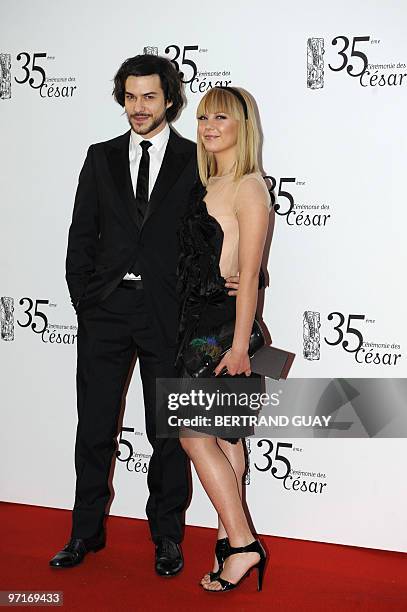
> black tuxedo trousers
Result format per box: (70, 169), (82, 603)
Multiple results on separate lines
(66, 129), (197, 542)
(73, 285), (188, 542)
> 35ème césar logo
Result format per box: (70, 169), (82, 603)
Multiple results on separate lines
(0, 51), (77, 100)
(143, 44), (232, 94)
(307, 35), (407, 89)
(0, 296), (77, 345)
(116, 426), (150, 474)
(303, 309), (402, 367)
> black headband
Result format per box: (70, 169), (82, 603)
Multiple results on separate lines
(215, 86), (248, 120)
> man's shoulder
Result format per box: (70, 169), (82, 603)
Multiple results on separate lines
(168, 128), (196, 156)
(87, 128), (196, 157)
(88, 131), (130, 153)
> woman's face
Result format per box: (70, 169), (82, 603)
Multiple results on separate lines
(197, 110), (239, 155)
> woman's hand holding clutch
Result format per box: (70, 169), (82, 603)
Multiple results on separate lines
(214, 347), (251, 377)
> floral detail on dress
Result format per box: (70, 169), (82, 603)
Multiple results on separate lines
(189, 335), (223, 360)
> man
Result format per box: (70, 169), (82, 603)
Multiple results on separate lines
(49, 55), (198, 576)
(50, 54), (242, 576)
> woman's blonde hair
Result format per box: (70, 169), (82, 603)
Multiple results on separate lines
(196, 87), (260, 186)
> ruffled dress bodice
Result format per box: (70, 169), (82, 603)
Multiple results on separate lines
(175, 181), (229, 368)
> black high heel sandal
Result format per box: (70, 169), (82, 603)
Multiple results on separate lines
(205, 539), (266, 592)
(201, 537), (230, 583)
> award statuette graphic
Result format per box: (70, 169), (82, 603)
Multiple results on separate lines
(0, 297), (15, 341)
(244, 438), (251, 485)
(143, 46), (158, 56)
(0, 53), (11, 99)
(307, 38), (324, 89)
(303, 310), (321, 360)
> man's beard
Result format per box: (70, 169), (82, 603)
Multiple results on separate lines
(128, 108), (167, 136)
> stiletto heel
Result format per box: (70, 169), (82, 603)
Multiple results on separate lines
(204, 539), (266, 593)
(201, 537), (230, 584)
(256, 555), (266, 591)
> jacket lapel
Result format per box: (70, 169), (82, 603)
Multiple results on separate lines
(106, 131), (139, 230)
(141, 129), (192, 230)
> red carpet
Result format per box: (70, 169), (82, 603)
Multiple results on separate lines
(1, 502), (406, 611)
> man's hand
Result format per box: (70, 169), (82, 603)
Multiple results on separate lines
(225, 275), (239, 296)
(225, 269), (265, 296)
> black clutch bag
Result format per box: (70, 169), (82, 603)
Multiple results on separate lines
(181, 319), (265, 378)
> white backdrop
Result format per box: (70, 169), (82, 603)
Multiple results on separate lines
(1, 0), (406, 553)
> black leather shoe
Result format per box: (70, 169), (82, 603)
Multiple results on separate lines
(49, 531), (105, 568)
(155, 537), (183, 577)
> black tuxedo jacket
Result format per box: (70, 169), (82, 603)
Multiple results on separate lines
(66, 128), (197, 348)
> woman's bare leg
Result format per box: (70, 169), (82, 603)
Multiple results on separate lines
(201, 438), (246, 583)
(180, 435), (259, 590)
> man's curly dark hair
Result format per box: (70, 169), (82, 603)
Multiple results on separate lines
(112, 54), (184, 123)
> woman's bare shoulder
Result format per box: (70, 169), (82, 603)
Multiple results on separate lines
(234, 172), (271, 212)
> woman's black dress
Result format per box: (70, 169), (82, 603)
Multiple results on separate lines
(175, 182), (261, 443)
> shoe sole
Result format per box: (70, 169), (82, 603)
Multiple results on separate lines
(155, 565), (184, 577)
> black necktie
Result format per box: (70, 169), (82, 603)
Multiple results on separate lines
(136, 140), (152, 226)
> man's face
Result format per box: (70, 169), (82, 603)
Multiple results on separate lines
(124, 74), (172, 138)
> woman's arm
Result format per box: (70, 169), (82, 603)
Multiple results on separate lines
(214, 177), (274, 376)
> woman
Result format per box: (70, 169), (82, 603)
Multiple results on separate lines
(176, 86), (274, 592)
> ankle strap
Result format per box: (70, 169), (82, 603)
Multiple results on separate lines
(216, 537), (229, 545)
(228, 540), (261, 555)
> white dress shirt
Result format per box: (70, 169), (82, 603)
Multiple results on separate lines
(123, 123), (170, 280)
